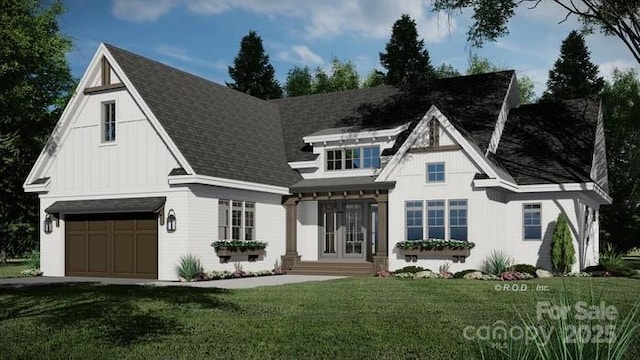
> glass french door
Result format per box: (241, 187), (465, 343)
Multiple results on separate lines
(320, 202), (366, 259)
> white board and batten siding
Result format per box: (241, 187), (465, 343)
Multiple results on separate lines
(386, 124), (588, 273)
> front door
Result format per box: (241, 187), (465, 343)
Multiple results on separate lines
(320, 201), (367, 260)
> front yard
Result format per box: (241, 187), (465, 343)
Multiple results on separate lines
(0, 261), (28, 279)
(0, 277), (638, 359)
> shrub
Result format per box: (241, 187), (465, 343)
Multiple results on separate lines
(499, 271), (533, 281)
(509, 264), (537, 276)
(600, 242), (625, 270)
(394, 265), (429, 274)
(25, 249), (40, 270)
(453, 269), (480, 279)
(550, 212), (575, 273)
(483, 250), (513, 275)
(175, 254), (204, 281)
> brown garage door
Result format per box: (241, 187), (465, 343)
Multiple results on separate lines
(65, 213), (158, 279)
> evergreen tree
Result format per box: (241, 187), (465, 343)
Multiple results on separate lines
(0, 0), (74, 262)
(541, 30), (604, 101)
(550, 213), (576, 273)
(379, 14), (435, 85)
(285, 66), (312, 97)
(227, 31), (282, 99)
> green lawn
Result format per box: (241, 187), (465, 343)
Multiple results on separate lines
(0, 278), (639, 359)
(0, 261), (28, 278)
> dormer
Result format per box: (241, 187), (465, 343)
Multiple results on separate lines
(290, 123), (410, 179)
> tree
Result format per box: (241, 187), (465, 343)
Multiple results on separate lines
(466, 54), (537, 104)
(599, 69), (640, 252)
(550, 212), (576, 273)
(434, 63), (461, 79)
(379, 14), (435, 85)
(285, 66), (312, 97)
(285, 58), (361, 97)
(0, 0), (74, 262)
(227, 31), (282, 99)
(362, 70), (386, 88)
(432, 1), (640, 64)
(540, 30), (604, 101)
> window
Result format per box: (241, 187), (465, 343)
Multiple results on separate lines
(103, 102), (116, 142)
(219, 200), (257, 241)
(405, 201), (423, 240)
(426, 162), (445, 182)
(449, 199), (468, 241)
(326, 146), (380, 171)
(523, 204), (542, 240)
(327, 149), (342, 170)
(427, 200), (445, 239)
(345, 148), (360, 169)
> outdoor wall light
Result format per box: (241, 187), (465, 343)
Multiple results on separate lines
(167, 209), (176, 233)
(43, 214), (53, 234)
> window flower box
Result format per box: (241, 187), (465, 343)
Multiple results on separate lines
(212, 240), (267, 263)
(396, 239), (475, 263)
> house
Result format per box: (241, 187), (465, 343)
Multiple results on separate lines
(23, 44), (610, 280)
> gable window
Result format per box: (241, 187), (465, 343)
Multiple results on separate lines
(427, 200), (445, 239)
(102, 102), (116, 142)
(326, 146), (380, 171)
(405, 201), (423, 240)
(219, 200), (256, 241)
(523, 204), (542, 240)
(449, 199), (468, 241)
(426, 162), (445, 182)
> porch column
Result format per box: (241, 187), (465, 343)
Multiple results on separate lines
(373, 195), (388, 271)
(281, 197), (301, 270)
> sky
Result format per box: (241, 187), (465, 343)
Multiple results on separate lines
(59, 0), (639, 97)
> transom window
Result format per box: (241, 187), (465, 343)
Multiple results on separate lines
(326, 146), (380, 171)
(523, 204), (542, 240)
(426, 162), (445, 182)
(218, 200), (256, 241)
(103, 102), (116, 142)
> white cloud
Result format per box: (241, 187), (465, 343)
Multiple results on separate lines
(113, 0), (456, 42)
(278, 45), (324, 65)
(598, 59), (637, 82)
(112, 0), (177, 22)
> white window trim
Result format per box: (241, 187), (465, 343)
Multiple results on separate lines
(326, 146), (381, 171)
(405, 200), (424, 241)
(448, 199), (468, 241)
(101, 101), (116, 143)
(425, 162), (445, 183)
(523, 203), (542, 241)
(219, 199), (256, 241)
(426, 200), (446, 240)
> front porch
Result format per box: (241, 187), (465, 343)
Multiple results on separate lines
(281, 176), (393, 275)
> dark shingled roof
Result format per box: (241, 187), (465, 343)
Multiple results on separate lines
(31, 177), (50, 185)
(46, 197), (166, 214)
(106, 44), (301, 187)
(271, 71), (514, 162)
(290, 176), (396, 193)
(494, 99), (599, 185)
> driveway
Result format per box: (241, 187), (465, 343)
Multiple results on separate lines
(0, 275), (345, 289)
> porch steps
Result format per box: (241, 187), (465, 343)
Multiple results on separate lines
(287, 261), (375, 276)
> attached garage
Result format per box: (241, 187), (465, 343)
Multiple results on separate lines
(45, 197), (165, 279)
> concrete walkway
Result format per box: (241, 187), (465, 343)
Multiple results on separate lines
(0, 275), (345, 289)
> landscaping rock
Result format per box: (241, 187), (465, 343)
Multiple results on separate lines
(463, 271), (483, 280)
(414, 270), (439, 279)
(535, 269), (553, 278)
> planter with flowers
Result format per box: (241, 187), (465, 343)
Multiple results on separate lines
(396, 239), (475, 262)
(212, 240), (268, 263)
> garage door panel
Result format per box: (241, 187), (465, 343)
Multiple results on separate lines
(113, 233), (135, 274)
(66, 212), (158, 279)
(66, 234), (87, 272)
(136, 233), (157, 276)
(87, 234), (108, 273)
